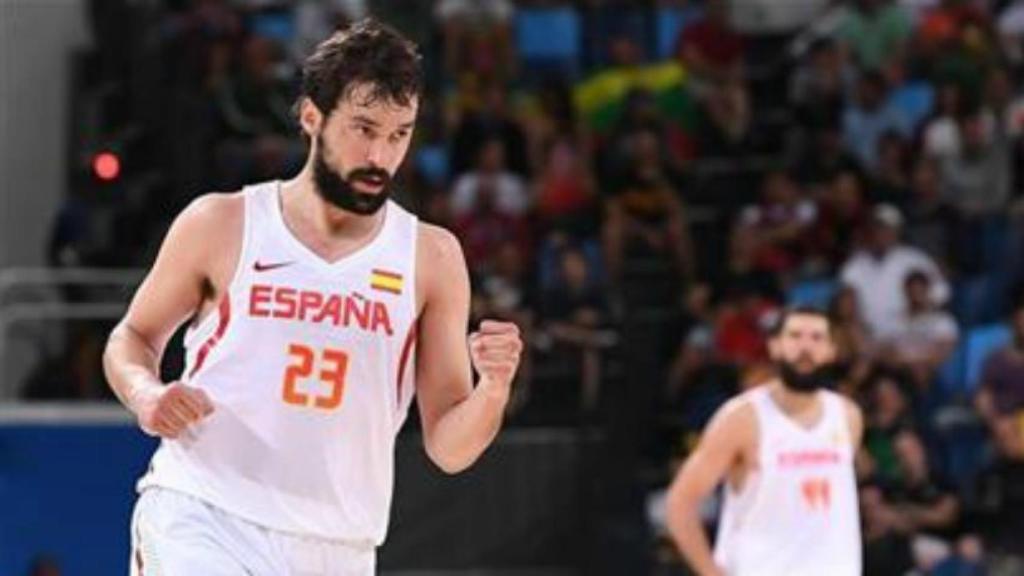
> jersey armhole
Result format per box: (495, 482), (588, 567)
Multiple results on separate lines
(183, 190), (252, 347)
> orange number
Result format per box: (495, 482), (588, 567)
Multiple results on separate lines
(282, 344), (349, 411)
(316, 349), (348, 410)
(800, 477), (831, 511)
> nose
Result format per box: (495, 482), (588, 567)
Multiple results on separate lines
(365, 140), (387, 167)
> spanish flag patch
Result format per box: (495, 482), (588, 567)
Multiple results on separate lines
(370, 269), (403, 295)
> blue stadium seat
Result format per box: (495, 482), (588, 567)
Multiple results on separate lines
(414, 145), (449, 187)
(786, 279), (838, 309)
(655, 6), (703, 60)
(515, 8), (581, 77)
(936, 339), (966, 397)
(964, 323), (1012, 393)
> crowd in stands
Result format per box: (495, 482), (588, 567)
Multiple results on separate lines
(28, 0), (1024, 573)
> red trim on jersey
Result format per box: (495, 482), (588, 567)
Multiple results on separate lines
(188, 294), (232, 379)
(371, 284), (401, 295)
(396, 320), (418, 405)
(372, 269), (402, 280)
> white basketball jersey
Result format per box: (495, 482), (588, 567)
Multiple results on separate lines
(713, 387), (861, 576)
(139, 181), (419, 546)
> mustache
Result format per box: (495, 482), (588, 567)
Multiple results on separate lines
(347, 167), (391, 184)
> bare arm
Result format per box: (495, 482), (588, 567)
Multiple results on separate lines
(415, 225), (522, 474)
(844, 397), (865, 448)
(103, 194), (239, 436)
(666, 400), (753, 576)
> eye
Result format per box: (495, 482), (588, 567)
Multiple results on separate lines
(356, 125), (375, 138)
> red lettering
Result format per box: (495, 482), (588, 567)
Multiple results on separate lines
(778, 450), (840, 468)
(250, 284), (394, 336)
(250, 284), (272, 317)
(370, 302), (393, 336)
(343, 296), (369, 330)
(298, 290), (323, 321)
(274, 288), (297, 319)
(314, 295), (342, 325)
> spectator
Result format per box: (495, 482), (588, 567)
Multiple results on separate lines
(939, 107), (1012, 217)
(884, 61), (936, 132)
(737, 169), (817, 277)
(665, 324), (738, 432)
(711, 235), (779, 366)
(537, 244), (615, 415)
(869, 130), (913, 207)
(840, 203), (950, 339)
(790, 38), (851, 129)
(211, 34), (304, 187)
(807, 170), (870, 270)
(792, 123), (861, 192)
(836, 0), (913, 72)
(449, 81), (529, 178)
(696, 77), (754, 158)
(472, 243), (534, 326)
(675, 0), (744, 86)
(923, 81), (964, 157)
(434, 0), (515, 83)
(534, 137), (599, 239)
(975, 298), (1024, 461)
(450, 137), (529, 218)
(451, 175), (530, 274)
(904, 156), (959, 273)
(999, 0), (1024, 70)
(602, 129), (695, 285)
(843, 70), (914, 172)
(829, 286), (875, 396)
(861, 429), (961, 575)
(877, 270), (959, 388)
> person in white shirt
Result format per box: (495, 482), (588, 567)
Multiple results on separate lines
(666, 306), (864, 576)
(840, 203), (949, 339)
(450, 137), (530, 218)
(878, 269), (959, 379)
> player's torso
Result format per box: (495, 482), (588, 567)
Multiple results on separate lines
(141, 181), (419, 543)
(714, 388), (861, 576)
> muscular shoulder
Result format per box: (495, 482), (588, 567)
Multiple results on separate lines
(415, 223), (469, 307)
(162, 191), (244, 291)
(173, 192), (244, 238)
(704, 393), (758, 448)
(417, 222), (464, 264)
(839, 394), (864, 447)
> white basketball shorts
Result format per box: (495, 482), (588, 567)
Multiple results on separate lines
(129, 487), (375, 575)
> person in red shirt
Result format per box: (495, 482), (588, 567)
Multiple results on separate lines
(676, 0), (745, 85)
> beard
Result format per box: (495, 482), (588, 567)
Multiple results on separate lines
(312, 135), (392, 215)
(777, 357), (833, 394)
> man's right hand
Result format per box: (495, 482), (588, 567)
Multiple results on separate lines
(132, 382), (214, 439)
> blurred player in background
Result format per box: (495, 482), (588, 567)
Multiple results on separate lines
(103, 19), (521, 575)
(666, 307), (863, 576)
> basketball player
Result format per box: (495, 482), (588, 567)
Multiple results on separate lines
(103, 20), (522, 575)
(666, 307), (863, 576)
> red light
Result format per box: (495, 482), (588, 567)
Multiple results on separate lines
(93, 152), (120, 181)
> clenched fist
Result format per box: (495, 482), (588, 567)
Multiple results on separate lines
(469, 320), (523, 395)
(133, 382), (214, 439)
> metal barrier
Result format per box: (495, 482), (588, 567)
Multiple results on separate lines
(0, 267), (142, 399)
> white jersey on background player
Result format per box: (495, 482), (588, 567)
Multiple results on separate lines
(103, 19), (522, 576)
(666, 308), (864, 576)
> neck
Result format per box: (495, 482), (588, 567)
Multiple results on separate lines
(281, 164), (383, 240)
(769, 380), (820, 414)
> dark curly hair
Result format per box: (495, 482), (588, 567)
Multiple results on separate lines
(297, 18), (422, 127)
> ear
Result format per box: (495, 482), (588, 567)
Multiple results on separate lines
(299, 98), (324, 139)
(767, 336), (781, 359)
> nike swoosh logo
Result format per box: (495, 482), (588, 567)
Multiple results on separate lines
(253, 260), (294, 272)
